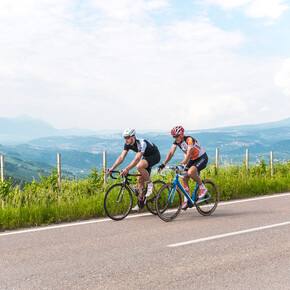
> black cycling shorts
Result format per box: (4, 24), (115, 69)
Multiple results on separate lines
(143, 150), (161, 175)
(184, 153), (208, 173)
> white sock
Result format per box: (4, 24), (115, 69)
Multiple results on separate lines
(147, 181), (153, 187)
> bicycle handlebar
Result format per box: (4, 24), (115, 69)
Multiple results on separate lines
(107, 170), (119, 179)
(107, 170), (141, 179)
(160, 166), (188, 177)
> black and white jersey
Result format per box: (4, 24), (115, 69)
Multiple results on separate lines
(124, 138), (158, 157)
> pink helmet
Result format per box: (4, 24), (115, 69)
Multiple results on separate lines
(171, 126), (184, 137)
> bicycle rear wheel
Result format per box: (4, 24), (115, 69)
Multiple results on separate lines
(156, 183), (182, 222)
(104, 183), (133, 221)
(146, 180), (165, 215)
(195, 179), (219, 216)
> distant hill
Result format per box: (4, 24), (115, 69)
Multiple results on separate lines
(0, 117), (289, 181)
(200, 118), (290, 132)
(0, 143), (121, 179)
(0, 115), (98, 144)
(3, 155), (58, 184)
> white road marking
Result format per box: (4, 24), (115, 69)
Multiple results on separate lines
(0, 192), (289, 237)
(0, 213), (151, 237)
(218, 192), (290, 206)
(167, 221), (290, 248)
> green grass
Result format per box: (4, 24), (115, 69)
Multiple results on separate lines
(0, 161), (289, 231)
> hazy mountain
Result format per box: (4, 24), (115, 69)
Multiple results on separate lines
(0, 117), (289, 182)
(198, 118), (290, 132)
(0, 115), (98, 144)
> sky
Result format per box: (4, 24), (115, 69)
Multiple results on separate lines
(0, 0), (290, 132)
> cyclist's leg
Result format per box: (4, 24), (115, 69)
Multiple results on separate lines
(183, 160), (197, 190)
(186, 153), (208, 185)
(136, 159), (150, 197)
(137, 159), (150, 183)
(140, 151), (160, 197)
(178, 162), (193, 210)
(188, 154), (208, 199)
(137, 174), (146, 198)
(187, 165), (202, 186)
(181, 174), (190, 188)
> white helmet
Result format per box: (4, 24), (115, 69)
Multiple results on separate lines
(122, 128), (136, 137)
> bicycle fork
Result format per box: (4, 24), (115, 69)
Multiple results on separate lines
(116, 183), (127, 203)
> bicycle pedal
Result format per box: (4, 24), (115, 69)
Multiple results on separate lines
(196, 198), (206, 204)
(138, 200), (145, 209)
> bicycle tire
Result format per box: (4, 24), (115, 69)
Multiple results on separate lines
(156, 183), (182, 222)
(146, 180), (166, 215)
(195, 179), (219, 216)
(104, 183), (133, 221)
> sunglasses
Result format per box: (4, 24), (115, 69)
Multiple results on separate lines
(124, 136), (131, 140)
(172, 135), (180, 138)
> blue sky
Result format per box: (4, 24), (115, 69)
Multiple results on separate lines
(0, 0), (289, 132)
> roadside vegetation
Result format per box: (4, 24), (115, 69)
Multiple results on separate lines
(0, 160), (289, 231)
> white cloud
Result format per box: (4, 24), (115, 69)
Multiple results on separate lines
(275, 58), (290, 96)
(0, 0), (289, 131)
(258, 106), (271, 112)
(206, 0), (252, 10)
(88, 0), (169, 21)
(245, 0), (289, 19)
(207, 0), (289, 19)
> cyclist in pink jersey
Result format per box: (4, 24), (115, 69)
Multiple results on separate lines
(158, 126), (208, 210)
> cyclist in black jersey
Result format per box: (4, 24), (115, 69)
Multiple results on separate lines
(107, 128), (160, 211)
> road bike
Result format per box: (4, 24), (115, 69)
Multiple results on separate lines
(155, 167), (219, 222)
(104, 170), (165, 221)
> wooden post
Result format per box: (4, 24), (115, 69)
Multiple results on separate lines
(246, 149), (249, 170)
(215, 148), (219, 171)
(103, 151), (107, 185)
(57, 153), (61, 189)
(1, 156), (5, 209)
(270, 151), (273, 177)
(1, 155), (4, 182)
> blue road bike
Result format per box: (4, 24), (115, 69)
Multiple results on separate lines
(156, 167), (219, 222)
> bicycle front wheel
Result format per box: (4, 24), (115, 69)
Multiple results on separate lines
(146, 180), (165, 215)
(104, 183), (133, 221)
(156, 183), (182, 222)
(195, 179), (219, 216)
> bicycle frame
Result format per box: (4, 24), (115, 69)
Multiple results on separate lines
(110, 171), (140, 196)
(168, 171), (211, 206)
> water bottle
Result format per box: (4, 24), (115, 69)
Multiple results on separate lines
(133, 185), (139, 195)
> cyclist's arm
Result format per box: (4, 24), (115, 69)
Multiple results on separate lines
(108, 150), (128, 172)
(125, 151), (144, 171)
(180, 146), (194, 166)
(162, 145), (177, 166)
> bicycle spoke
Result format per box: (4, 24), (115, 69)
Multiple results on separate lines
(156, 183), (182, 222)
(104, 184), (133, 220)
(146, 180), (165, 215)
(195, 179), (219, 216)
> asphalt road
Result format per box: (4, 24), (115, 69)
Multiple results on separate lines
(0, 193), (290, 290)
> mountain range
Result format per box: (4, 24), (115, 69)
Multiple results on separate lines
(0, 116), (289, 183)
(0, 115), (99, 144)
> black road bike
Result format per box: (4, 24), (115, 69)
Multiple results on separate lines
(104, 171), (165, 221)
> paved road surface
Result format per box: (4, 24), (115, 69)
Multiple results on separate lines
(0, 193), (290, 289)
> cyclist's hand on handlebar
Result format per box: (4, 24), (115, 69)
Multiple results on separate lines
(107, 168), (114, 175)
(158, 163), (165, 173)
(176, 164), (184, 172)
(120, 168), (129, 176)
